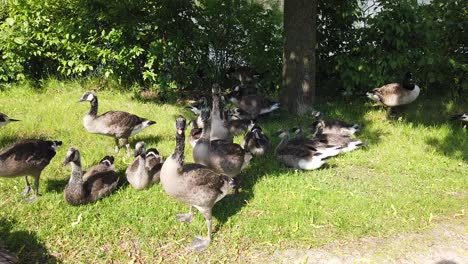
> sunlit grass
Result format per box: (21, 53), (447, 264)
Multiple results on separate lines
(0, 81), (466, 263)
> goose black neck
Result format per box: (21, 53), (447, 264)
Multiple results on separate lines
(201, 117), (211, 140)
(89, 98), (98, 116)
(173, 129), (185, 165)
(275, 133), (290, 154)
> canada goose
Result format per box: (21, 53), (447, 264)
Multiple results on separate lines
(242, 125), (270, 156)
(274, 131), (340, 170)
(292, 126), (366, 153)
(308, 111), (361, 136)
(210, 84), (233, 142)
(225, 66), (259, 85)
(188, 120), (203, 147)
(0, 113), (20, 128)
(227, 87), (280, 119)
(160, 116), (236, 251)
(0, 139), (62, 201)
(228, 118), (256, 135)
(309, 119), (362, 137)
(450, 113), (468, 122)
(186, 97), (208, 116)
(78, 91), (156, 154)
(63, 148), (119, 205)
(126, 142), (162, 190)
(366, 72), (420, 109)
(193, 107), (252, 193)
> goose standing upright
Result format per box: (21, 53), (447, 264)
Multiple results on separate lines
(210, 84), (233, 142)
(366, 72), (420, 113)
(194, 107), (252, 193)
(0, 139), (62, 201)
(63, 148), (119, 205)
(0, 113), (20, 128)
(126, 141), (162, 190)
(78, 91), (156, 154)
(160, 116), (236, 251)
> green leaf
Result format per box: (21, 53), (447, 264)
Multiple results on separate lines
(13, 37), (24, 45)
(6, 18), (15, 26)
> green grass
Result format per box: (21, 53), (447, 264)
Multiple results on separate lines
(0, 81), (466, 263)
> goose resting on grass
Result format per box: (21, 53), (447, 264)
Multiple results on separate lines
(78, 91), (156, 155)
(126, 141), (163, 190)
(275, 131), (341, 170)
(63, 148), (119, 205)
(160, 116), (236, 251)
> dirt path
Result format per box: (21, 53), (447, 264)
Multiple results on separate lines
(263, 219), (467, 264)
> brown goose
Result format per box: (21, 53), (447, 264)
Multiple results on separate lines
(188, 120), (203, 148)
(78, 91), (156, 154)
(63, 148), (119, 205)
(160, 116), (236, 251)
(125, 142), (162, 190)
(0, 139), (62, 201)
(193, 107), (252, 193)
(210, 84), (233, 142)
(366, 72), (420, 110)
(242, 124), (270, 156)
(0, 113), (20, 128)
(227, 87), (280, 119)
(274, 131), (340, 170)
(308, 111), (361, 136)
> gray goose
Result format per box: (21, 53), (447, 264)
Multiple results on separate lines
(242, 124), (270, 156)
(193, 107), (252, 193)
(160, 116), (236, 251)
(227, 87), (280, 119)
(188, 120), (203, 148)
(366, 72), (420, 111)
(210, 84), (233, 142)
(308, 111), (361, 136)
(0, 139), (62, 201)
(63, 148), (119, 205)
(78, 91), (156, 154)
(0, 113), (20, 128)
(274, 131), (340, 170)
(228, 118), (256, 135)
(125, 141), (162, 190)
(292, 126), (366, 154)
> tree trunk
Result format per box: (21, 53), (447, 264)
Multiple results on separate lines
(281, 0), (316, 115)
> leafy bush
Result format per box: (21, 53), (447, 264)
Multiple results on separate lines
(0, 0), (283, 96)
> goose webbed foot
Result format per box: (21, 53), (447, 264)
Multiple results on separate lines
(176, 213), (193, 223)
(21, 186), (31, 196)
(24, 195), (38, 203)
(190, 236), (210, 252)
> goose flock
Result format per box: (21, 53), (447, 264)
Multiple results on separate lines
(0, 69), (465, 252)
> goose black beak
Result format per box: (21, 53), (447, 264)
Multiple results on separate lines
(9, 119), (20, 122)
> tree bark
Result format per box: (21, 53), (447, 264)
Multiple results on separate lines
(281, 0), (316, 115)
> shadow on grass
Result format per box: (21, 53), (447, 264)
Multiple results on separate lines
(0, 135), (21, 149)
(133, 135), (163, 147)
(0, 218), (59, 263)
(396, 97), (468, 161)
